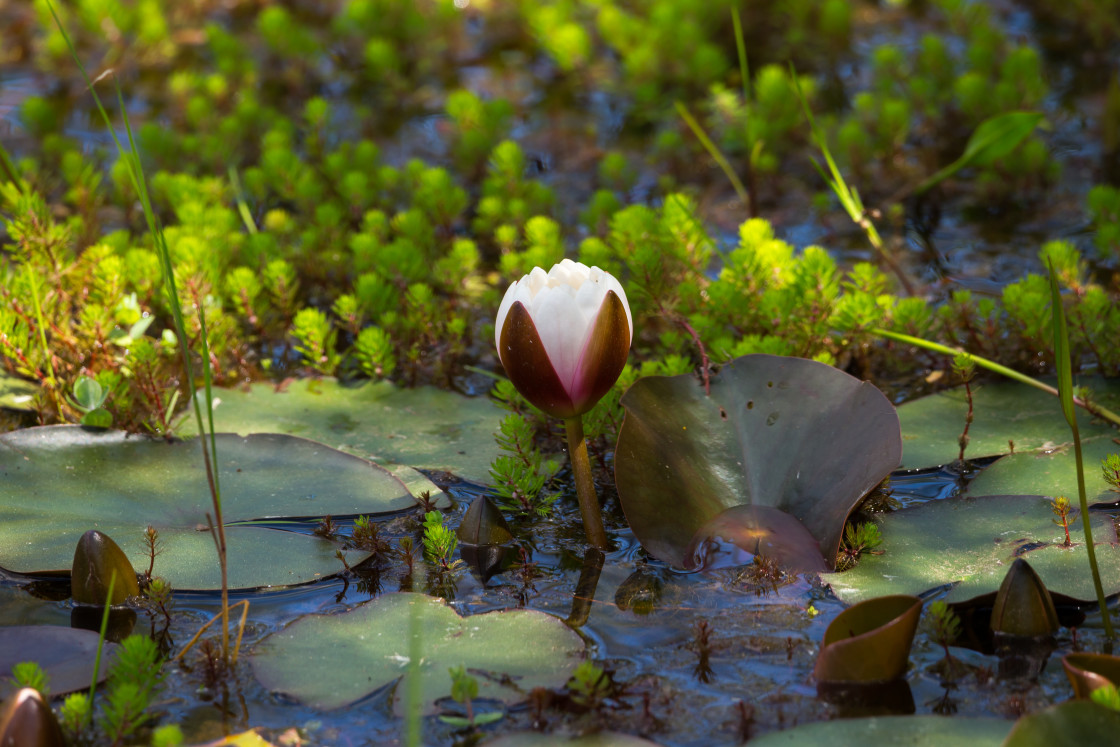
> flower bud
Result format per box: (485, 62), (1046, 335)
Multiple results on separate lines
(495, 259), (632, 419)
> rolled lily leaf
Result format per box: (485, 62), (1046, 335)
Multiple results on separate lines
(615, 354), (901, 570)
(456, 496), (513, 546)
(0, 688), (65, 747)
(70, 530), (140, 606)
(1003, 700), (1120, 746)
(1063, 652), (1120, 699)
(813, 595), (922, 684)
(990, 558), (1059, 637)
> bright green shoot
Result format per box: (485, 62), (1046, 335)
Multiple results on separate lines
(1049, 259), (1113, 639)
(789, 67), (915, 296)
(914, 112), (1044, 196)
(46, 0), (232, 661)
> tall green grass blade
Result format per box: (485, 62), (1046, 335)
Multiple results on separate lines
(1048, 262), (1077, 428)
(47, 0), (231, 659)
(871, 328), (1120, 427)
(674, 101), (750, 208)
(1048, 260), (1113, 639)
(731, 8), (750, 103)
(87, 571), (116, 726)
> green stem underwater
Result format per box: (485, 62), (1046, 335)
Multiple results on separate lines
(564, 415), (608, 550)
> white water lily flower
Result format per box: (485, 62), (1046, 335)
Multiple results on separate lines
(495, 259), (632, 418)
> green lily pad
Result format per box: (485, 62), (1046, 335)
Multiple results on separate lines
(177, 379), (504, 484)
(250, 592), (585, 714)
(0, 373), (38, 411)
(615, 354), (901, 570)
(822, 494), (1120, 605)
(897, 377), (1120, 469)
(966, 438), (1120, 504)
(748, 715), (1012, 745)
(0, 626), (117, 700)
(0, 426), (444, 590)
(1003, 700), (1120, 746)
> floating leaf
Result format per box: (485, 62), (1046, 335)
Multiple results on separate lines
(0, 427), (444, 590)
(966, 437), (1119, 504)
(250, 592), (584, 714)
(177, 378), (504, 484)
(615, 355), (900, 570)
(0, 626), (117, 700)
(748, 715), (1012, 746)
(822, 494), (1120, 605)
(1003, 700), (1120, 747)
(813, 595), (922, 684)
(896, 377), (1120, 468)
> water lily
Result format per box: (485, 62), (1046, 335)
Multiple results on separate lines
(495, 259), (632, 419)
(495, 259), (633, 549)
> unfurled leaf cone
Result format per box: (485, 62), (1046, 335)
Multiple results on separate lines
(0, 688), (65, 747)
(990, 558), (1059, 637)
(456, 496), (513, 546)
(70, 530), (140, 606)
(1063, 652), (1120, 699)
(71, 606), (137, 643)
(495, 259), (632, 419)
(813, 595), (922, 684)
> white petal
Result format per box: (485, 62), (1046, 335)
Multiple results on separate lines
(529, 283), (592, 391)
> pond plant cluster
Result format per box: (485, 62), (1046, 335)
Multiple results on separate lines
(2, 0), (1120, 744)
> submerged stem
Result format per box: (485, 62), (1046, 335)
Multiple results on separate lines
(564, 416), (608, 550)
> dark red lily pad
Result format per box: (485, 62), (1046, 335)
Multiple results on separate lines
(615, 354), (901, 570)
(0, 626), (117, 700)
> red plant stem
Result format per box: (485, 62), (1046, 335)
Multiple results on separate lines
(564, 416), (608, 550)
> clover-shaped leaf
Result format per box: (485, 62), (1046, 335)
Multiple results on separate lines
(250, 592), (585, 713)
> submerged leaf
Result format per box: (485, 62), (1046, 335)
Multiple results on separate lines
(615, 355), (900, 570)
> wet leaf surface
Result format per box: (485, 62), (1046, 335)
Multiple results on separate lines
(615, 354), (901, 570)
(177, 379), (505, 484)
(250, 592), (585, 713)
(1003, 700), (1120, 746)
(822, 494), (1120, 604)
(0, 426), (444, 590)
(896, 377), (1120, 469)
(966, 438), (1120, 503)
(0, 373), (37, 412)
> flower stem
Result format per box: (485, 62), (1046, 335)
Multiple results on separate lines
(564, 416), (608, 550)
